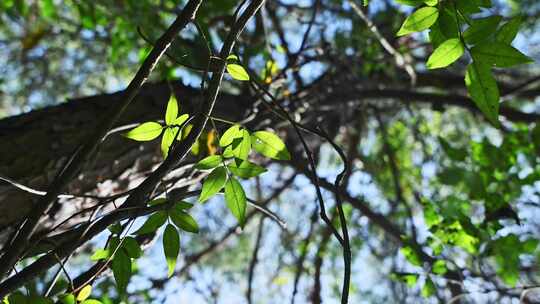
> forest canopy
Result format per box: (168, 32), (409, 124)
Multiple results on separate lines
(0, 0), (540, 303)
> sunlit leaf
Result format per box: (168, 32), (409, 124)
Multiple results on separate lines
(421, 278), (436, 297)
(395, 0), (424, 6)
(194, 155), (223, 170)
(426, 38), (464, 69)
(198, 166), (227, 202)
(59, 294), (75, 304)
(232, 129), (251, 160)
(161, 127), (179, 158)
(81, 300), (103, 304)
(227, 64), (250, 81)
(432, 260), (447, 275)
(400, 246), (422, 266)
(172, 114), (189, 127)
(90, 249), (109, 261)
(397, 7), (439, 36)
(220, 124), (242, 147)
(76, 285), (92, 302)
(391, 273), (419, 287)
(165, 95), (178, 126)
(252, 131), (290, 160)
(124, 122), (163, 141)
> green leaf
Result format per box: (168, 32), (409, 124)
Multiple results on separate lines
(426, 38), (464, 69)
(124, 122), (163, 141)
(122, 237), (142, 259)
(222, 145), (234, 158)
(165, 95), (178, 126)
(194, 155), (223, 170)
(252, 131), (290, 160)
(172, 114), (189, 127)
(90, 249), (109, 261)
(76, 285), (92, 302)
(227, 64), (250, 81)
(233, 129), (251, 160)
(463, 16), (502, 45)
(395, 0), (424, 6)
(163, 224), (180, 278)
(224, 177), (247, 227)
(428, 22), (447, 48)
(108, 236), (120, 254)
(59, 294), (75, 304)
(496, 16), (523, 44)
(40, 0), (56, 19)
(198, 167), (227, 203)
(23, 297), (52, 304)
(475, 0), (492, 7)
(161, 127), (179, 158)
(148, 198), (168, 206)
(438, 137), (467, 161)
(7, 292), (27, 304)
(134, 211), (167, 235)
(456, 0), (481, 14)
(432, 260), (447, 275)
(228, 160), (267, 179)
(437, 8), (459, 39)
(400, 246), (422, 266)
(397, 7), (439, 36)
(471, 42), (534, 67)
(438, 167), (464, 185)
(220, 125), (242, 147)
(111, 250), (131, 293)
(424, 0), (437, 6)
(108, 223), (122, 234)
(391, 273), (419, 287)
(169, 210), (199, 233)
(421, 278), (436, 297)
(81, 300), (103, 304)
(465, 61), (500, 125)
(173, 201), (194, 210)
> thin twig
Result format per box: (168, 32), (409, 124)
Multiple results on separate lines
(348, 0), (416, 85)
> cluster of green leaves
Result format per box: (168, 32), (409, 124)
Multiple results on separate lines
(3, 284), (100, 304)
(124, 94), (189, 158)
(90, 199), (198, 296)
(121, 87), (291, 293)
(396, 0), (533, 125)
(398, 125), (540, 288)
(195, 125), (290, 227)
(382, 117), (540, 294)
